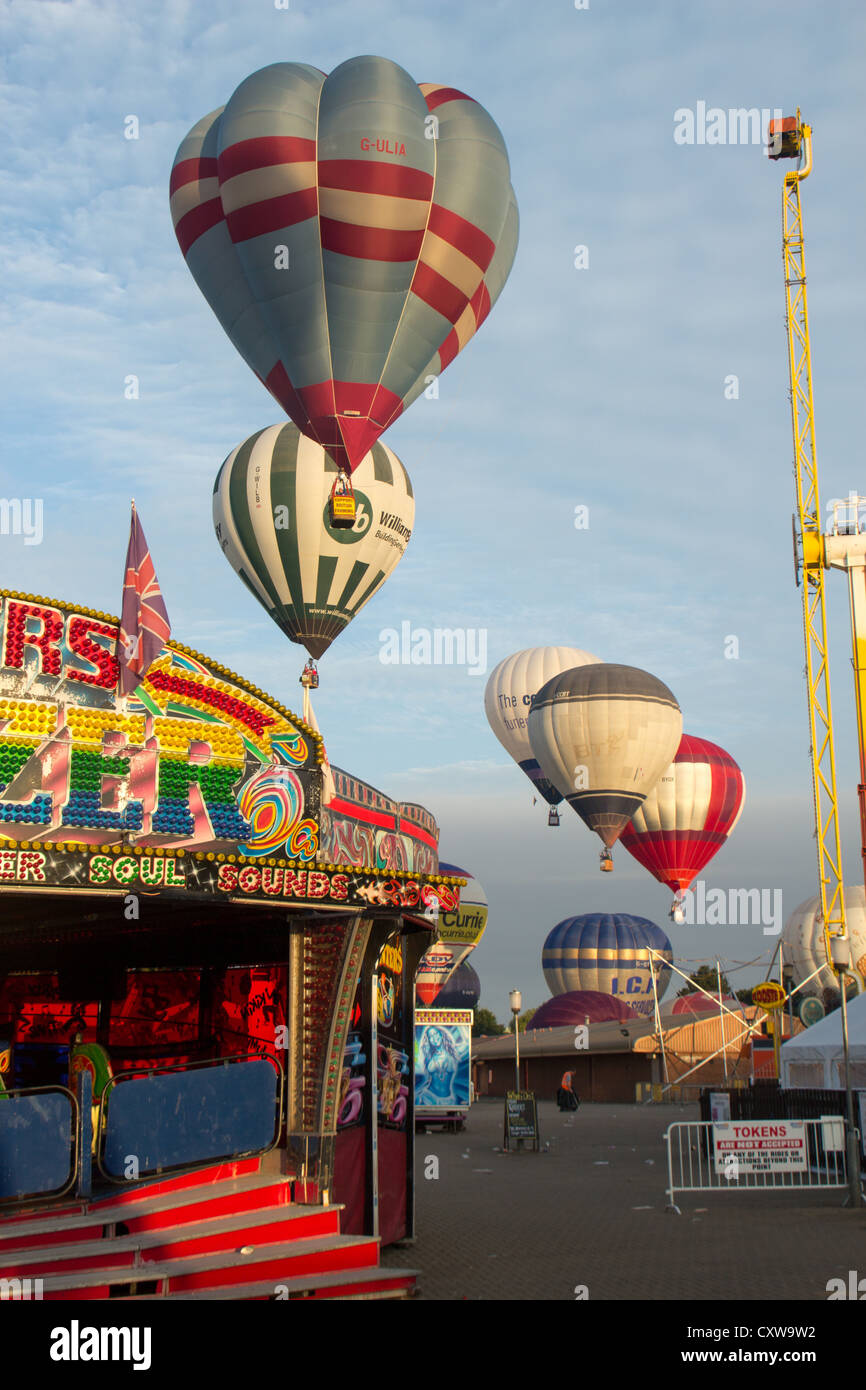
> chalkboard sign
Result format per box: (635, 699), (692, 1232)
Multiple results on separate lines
(504, 1091), (539, 1151)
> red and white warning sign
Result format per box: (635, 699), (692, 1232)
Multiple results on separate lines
(713, 1120), (808, 1175)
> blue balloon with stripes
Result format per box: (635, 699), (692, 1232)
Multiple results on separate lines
(542, 913), (672, 1017)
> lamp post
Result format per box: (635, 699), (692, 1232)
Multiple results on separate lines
(509, 989), (522, 1093)
(830, 936), (862, 1208)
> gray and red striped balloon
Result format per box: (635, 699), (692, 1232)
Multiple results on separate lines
(528, 664), (684, 851)
(619, 734), (746, 898)
(171, 57), (519, 473)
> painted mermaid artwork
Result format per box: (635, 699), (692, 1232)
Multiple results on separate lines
(416, 1025), (468, 1106)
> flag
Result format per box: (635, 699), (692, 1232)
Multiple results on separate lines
(116, 503), (171, 696)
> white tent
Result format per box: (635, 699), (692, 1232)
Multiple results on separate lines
(780, 990), (866, 1089)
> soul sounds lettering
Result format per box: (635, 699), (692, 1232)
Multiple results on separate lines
(217, 863), (349, 901)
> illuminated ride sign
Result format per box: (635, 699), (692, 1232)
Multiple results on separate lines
(752, 982), (787, 1011)
(0, 590), (461, 915)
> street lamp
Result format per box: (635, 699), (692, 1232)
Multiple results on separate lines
(509, 989), (522, 1093)
(830, 936), (862, 1208)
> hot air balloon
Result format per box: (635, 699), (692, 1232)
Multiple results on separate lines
(484, 647), (602, 825)
(415, 942), (459, 1007)
(416, 864), (487, 1005)
(527, 990), (640, 1029)
(670, 993), (742, 1017)
(428, 961), (481, 1011)
(528, 664), (682, 870)
(782, 886), (866, 1002)
(618, 735), (746, 922)
(436, 863), (488, 973)
(213, 422), (413, 661)
(171, 57), (519, 479)
(542, 913), (673, 1018)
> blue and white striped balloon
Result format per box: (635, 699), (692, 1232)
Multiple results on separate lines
(542, 913), (672, 1017)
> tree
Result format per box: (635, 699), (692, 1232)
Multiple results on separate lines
(677, 964), (730, 997)
(736, 987), (754, 1005)
(511, 1008), (537, 1034)
(472, 1007), (506, 1038)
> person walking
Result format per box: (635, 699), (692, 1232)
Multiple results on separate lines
(557, 1068), (579, 1112)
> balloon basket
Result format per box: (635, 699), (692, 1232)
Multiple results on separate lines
(548, 807), (560, 827)
(328, 475), (357, 529)
(599, 851), (614, 873)
(300, 659), (319, 690)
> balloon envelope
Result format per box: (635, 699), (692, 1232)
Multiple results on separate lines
(528, 664), (682, 848)
(484, 647), (601, 807)
(619, 734), (745, 895)
(429, 962), (481, 1010)
(542, 912), (672, 1017)
(435, 862), (488, 977)
(213, 423), (413, 658)
(528, 990), (640, 1029)
(781, 885), (866, 998)
(171, 57), (519, 473)
(415, 941), (459, 1007)
(670, 993), (741, 1017)
(415, 863), (487, 1002)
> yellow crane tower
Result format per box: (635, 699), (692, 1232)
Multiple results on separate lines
(768, 112), (847, 951)
(769, 111), (863, 1203)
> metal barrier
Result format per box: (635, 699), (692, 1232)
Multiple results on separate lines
(664, 1117), (852, 1213)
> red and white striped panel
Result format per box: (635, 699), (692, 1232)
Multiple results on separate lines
(619, 734), (745, 893)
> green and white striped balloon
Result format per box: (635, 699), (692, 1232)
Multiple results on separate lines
(213, 423), (414, 658)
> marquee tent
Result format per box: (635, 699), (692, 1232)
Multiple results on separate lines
(780, 990), (866, 1089)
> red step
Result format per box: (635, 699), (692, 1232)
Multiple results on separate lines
(0, 1157), (417, 1301)
(0, 1202), (342, 1279)
(0, 1171), (293, 1255)
(33, 1234), (383, 1300)
(129, 1267), (420, 1300)
(0, 1156), (262, 1232)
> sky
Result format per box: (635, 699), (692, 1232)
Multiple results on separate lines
(2, 0), (865, 1019)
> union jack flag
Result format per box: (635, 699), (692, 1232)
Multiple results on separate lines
(116, 503), (171, 696)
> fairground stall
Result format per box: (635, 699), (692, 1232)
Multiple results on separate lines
(0, 588), (461, 1300)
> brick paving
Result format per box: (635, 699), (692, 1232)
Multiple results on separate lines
(381, 1099), (866, 1301)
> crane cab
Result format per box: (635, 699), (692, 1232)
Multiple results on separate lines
(768, 115), (801, 161)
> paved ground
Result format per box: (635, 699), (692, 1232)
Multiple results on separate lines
(381, 1099), (866, 1301)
